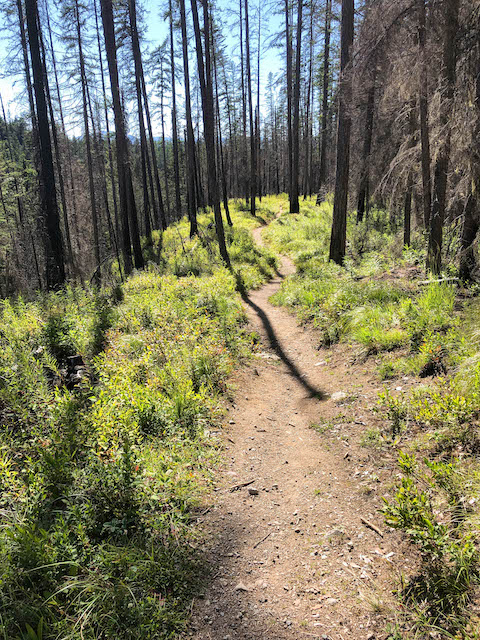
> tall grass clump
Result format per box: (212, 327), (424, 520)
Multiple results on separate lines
(153, 198), (278, 289)
(383, 453), (478, 636)
(265, 197), (460, 365)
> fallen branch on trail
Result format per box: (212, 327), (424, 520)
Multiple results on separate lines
(360, 517), (384, 538)
(229, 479), (256, 492)
(253, 531), (272, 549)
(418, 277), (459, 285)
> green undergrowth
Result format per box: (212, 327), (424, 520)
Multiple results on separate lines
(372, 306), (480, 637)
(0, 201), (276, 639)
(265, 196), (458, 370)
(145, 197), (278, 290)
(264, 195), (480, 637)
(377, 302), (480, 637)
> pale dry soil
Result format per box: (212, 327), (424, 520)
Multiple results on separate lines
(184, 225), (417, 640)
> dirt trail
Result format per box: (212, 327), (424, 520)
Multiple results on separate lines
(185, 223), (408, 640)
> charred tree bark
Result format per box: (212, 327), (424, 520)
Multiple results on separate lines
(129, 0), (153, 240)
(100, 0), (143, 273)
(417, 0), (432, 230)
(459, 195), (479, 281)
(169, 0), (182, 219)
(329, 0), (354, 265)
(159, 64), (171, 220)
(25, 0), (65, 287)
(404, 105), (417, 248)
(75, 0), (102, 282)
(245, 0), (256, 216)
(214, 53), (233, 226)
(290, 0), (303, 213)
(317, 0), (332, 200)
(426, 0), (459, 274)
(285, 0), (293, 208)
(303, 0), (314, 199)
(256, 3), (261, 202)
(459, 58), (480, 281)
(45, 10), (77, 266)
(240, 0), (249, 204)
(356, 59), (376, 223)
(179, 0), (198, 235)
(95, 0), (120, 244)
(140, 72), (167, 230)
(190, 0), (230, 266)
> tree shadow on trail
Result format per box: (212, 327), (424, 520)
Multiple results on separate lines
(240, 291), (327, 401)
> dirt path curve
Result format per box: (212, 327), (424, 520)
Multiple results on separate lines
(184, 219), (403, 640)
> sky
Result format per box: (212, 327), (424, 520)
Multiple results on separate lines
(0, 0), (284, 132)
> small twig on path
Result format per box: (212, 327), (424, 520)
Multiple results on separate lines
(253, 531), (272, 549)
(360, 517), (384, 538)
(418, 277), (459, 285)
(229, 479), (256, 492)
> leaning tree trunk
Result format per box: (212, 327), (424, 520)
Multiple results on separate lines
(329, 0), (354, 265)
(213, 53), (233, 226)
(100, 0), (143, 273)
(95, 0), (120, 243)
(75, 0), (102, 282)
(44, 12), (76, 270)
(140, 71), (167, 230)
(129, 0), (153, 240)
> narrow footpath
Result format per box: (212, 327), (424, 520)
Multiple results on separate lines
(184, 223), (409, 640)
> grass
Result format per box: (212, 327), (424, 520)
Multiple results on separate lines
(146, 197), (279, 291)
(264, 196), (464, 369)
(0, 199), (278, 640)
(263, 194), (480, 638)
(1, 192), (479, 638)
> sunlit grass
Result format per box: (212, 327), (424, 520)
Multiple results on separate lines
(0, 197), (275, 640)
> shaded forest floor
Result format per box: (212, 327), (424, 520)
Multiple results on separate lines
(184, 212), (413, 640)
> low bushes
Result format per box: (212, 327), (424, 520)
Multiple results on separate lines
(0, 202), (275, 639)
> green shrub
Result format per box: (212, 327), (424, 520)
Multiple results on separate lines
(0, 200), (269, 639)
(383, 453), (478, 631)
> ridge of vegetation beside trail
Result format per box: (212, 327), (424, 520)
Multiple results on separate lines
(264, 196), (480, 638)
(0, 200), (278, 640)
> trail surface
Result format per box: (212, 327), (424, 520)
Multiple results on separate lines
(185, 221), (408, 640)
